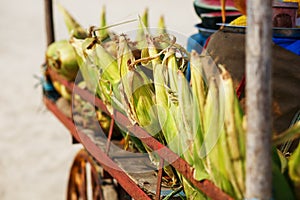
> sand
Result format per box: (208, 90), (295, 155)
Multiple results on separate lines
(0, 0), (198, 199)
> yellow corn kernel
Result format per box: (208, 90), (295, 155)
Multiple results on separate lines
(229, 15), (247, 26)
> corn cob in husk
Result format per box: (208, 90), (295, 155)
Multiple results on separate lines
(70, 37), (100, 93)
(219, 65), (245, 198)
(46, 40), (79, 82)
(52, 81), (72, 100)
(152, 47), (207, 198)
(117, 35), (165, 164)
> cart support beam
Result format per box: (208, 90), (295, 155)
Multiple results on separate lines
(246, 0), (273, 199)
(44, 0), (55, 46)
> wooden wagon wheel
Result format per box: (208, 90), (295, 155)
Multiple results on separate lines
(67, 149), (118, 200)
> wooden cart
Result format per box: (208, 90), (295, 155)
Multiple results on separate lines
(42, 0), (275, 199)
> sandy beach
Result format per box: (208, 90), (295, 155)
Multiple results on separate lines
(0, 0), (198, 199)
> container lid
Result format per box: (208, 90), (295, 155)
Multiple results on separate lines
(201, 11), (241, 18)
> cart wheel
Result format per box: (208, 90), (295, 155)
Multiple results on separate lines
(67, 149), (117, 200)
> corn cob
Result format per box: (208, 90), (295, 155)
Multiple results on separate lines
(178, 60), (208, 198)
(118, 35), (163, 165)
(189, 51), (210, 184)
(86, 40), (120, 114)
(153, 48), (209, 197)
(202, 76), (237, 196)
(153, 62), (181, 154)
(52, 81), (72, 100)
(219, 65), (245, 198)
(70, 37), (100, 94)
(46, 39), (79, 81)
(190, 51), (206, 138)
(119, 35), (179, 184)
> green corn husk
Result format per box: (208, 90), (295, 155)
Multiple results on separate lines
(98, 5), (109, 41)
(162, 49), (178, 92)
(117, 35), (138, 124)
(57, 4), (88, 39)
(138, 14), (163, 70)
(190, 51), (206, 135)
(118, 35), (163, 165)
(118, 38), (178, 183)
(219, 65), (245, 198)
(70, 37), (100, 92)
(271, 147), (296, 200)
(177, 70), (197, 164)
(178, 70), (213, 200)
(189, 51), (248, 199)
(87, 41), (120, 114)
(157, 15), (167, 36)
(288, 138), (300, 199)
(46, 39), (79, 81)
(91, 43), (120, 85)
(273, 121), (300, 146)
(190, 51), (206, 181)
(153, 48), (209, 198)
(71, 34), (121, 115)
(102, 40), (118, 58)
(153, 62), (181, 154)
(155, 15), (170, 50)
(202, 76), (238, 198)
(136, 8), (149, 49)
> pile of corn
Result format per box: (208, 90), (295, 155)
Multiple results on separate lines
(46, 4), (300, 199)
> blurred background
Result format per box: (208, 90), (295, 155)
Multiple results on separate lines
(0, 0), (198, 199)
